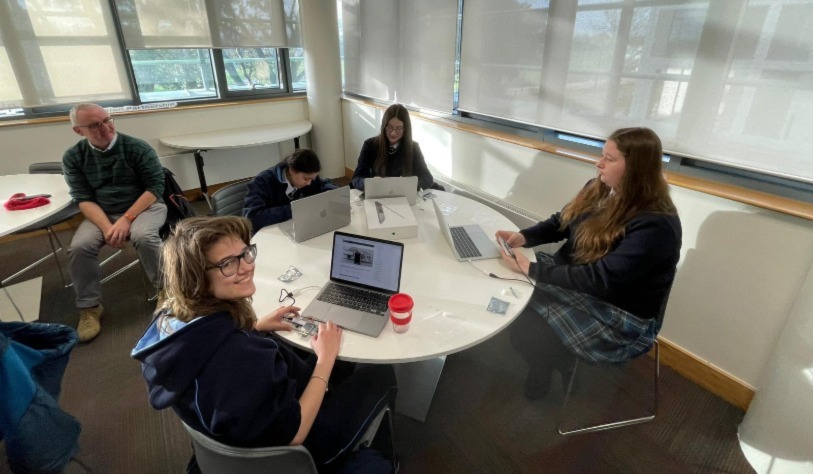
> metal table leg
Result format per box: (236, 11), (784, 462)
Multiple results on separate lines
(193, 149), (212, 208)
(393, 356), (446, 422)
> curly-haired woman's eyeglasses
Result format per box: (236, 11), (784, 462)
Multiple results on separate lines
(205, 244), (257, 277)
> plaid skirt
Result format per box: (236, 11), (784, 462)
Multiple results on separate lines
(528, 253), (660, 367)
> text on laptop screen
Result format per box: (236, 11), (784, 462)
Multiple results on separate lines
(330, 233), (403, 293)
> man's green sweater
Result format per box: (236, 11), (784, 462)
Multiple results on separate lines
(62, 133), (164, 215)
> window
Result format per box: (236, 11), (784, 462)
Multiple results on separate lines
(458, 0), (813, 185)
(222, 48), (282, 92)
(130, 49), (217, 102)
(341, 0), (811, 200)
(0, 0), (305, 119)
(289, 47), (307, 91)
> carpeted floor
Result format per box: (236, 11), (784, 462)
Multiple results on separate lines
(0, 223), (754, 473)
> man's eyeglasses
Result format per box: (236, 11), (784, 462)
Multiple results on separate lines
(279, 288), (295, 307)
(385, 125), (404, 133)
(76, 117), (114, 130)
(205, 244), (257, 277)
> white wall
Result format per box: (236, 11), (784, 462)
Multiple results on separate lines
(342, 99), (813, 388)
(0, 99), (345, 190)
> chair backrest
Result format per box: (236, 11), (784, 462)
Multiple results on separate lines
(210, 180), (250, 217)
(28, 162), (64, 174)
(181, 422), (318, 474)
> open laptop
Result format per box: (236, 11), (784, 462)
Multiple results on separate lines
(432, 197), (501, 261)
(301, 231), (404, 337)
(364, 176), (419, 205)
(280, 186), (351, 242)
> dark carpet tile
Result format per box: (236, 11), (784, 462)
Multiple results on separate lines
(1, 227), (753, 473)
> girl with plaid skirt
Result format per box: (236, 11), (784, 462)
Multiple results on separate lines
(496, 127), (682, 400)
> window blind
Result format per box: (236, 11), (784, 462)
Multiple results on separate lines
(341, 0), (458, 113)
(114, 0), (302, 49)
(0, 0), (132, 109)
(459, 0), (813, 183)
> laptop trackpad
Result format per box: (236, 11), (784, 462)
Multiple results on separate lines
(324, 306), (364, 329)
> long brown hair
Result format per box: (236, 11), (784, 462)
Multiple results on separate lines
(561, 127), (676, 263)
(160, 216), (256, 331)
(373, 104), (414, 177)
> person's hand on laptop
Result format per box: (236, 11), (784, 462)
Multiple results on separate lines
(311, 321), (342, 362)
(256, 305), (300, 332)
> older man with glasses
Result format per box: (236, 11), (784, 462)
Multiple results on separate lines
(62, 103), (167, 343)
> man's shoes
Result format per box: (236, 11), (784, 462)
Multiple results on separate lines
(523, 369), (552, 401)
(77, 305), (104, 342)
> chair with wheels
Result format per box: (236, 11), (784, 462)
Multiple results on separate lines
(210, 180), (250, 217)
(182, 385), (398, 473)
(555, 285), (673, 436)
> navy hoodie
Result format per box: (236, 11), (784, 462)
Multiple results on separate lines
(242, 162), (337, 232)
(131, 311), (314, 447)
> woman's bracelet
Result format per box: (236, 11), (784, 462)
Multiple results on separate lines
(310, 375), (329, 392)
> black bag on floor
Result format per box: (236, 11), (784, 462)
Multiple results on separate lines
(160, 167), (195, 239)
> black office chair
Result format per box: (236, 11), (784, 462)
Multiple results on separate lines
(3, 163), (79, 288)
(555, 285), (673, 436)
(210, 180), (250, 217)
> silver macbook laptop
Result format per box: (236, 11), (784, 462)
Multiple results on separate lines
(281, 186), (351, 242)
(432, 198), (501, 261)
(364, 176), (419, 205)
(301, 231), (404, 337)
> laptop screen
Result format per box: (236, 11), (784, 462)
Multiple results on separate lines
(329, 231), (404, 293)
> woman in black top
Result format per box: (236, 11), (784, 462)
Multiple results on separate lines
(496, 127), (682, 400)
(351, 103), (434, 191)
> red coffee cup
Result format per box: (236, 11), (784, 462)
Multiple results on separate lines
(388, 293), (413, 333)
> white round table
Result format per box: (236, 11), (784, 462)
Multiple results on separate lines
(0, 174), (73, 237)
(251, 190), (535, 420)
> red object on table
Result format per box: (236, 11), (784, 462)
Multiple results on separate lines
(3, 193), (51, 211)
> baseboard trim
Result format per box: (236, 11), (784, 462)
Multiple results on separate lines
(654, 337), (754, 411)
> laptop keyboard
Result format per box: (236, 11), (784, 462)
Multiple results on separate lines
(317, 283), (390, 316)
(450, 226), (482, 259)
